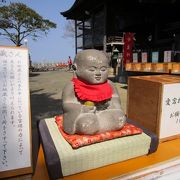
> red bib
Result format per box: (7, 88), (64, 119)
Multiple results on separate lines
(72, 78), (113, 102)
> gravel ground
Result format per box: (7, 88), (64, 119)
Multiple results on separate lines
(30, 70), (73, 123)
(29, 70), (74, 168)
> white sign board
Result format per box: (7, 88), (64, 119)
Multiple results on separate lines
(0, 46), (31, 176)
(164, 51), (172, 62)
(141, 52), (147, 63)
(160, 83), (180, 139)
(133, 53), (138, 63)
(152, 52), (159, 63)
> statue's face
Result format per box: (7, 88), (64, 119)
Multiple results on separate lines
(76, 52), (109, 84)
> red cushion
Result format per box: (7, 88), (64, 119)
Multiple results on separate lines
(55, 115), (143, 149)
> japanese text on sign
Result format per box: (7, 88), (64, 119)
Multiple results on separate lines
(0, 47), (31, 172)
(160, 83), (180, 139)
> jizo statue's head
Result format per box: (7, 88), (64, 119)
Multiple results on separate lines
(74, 49), (110, 84)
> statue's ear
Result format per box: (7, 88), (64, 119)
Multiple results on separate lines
(72, 63), (77, 71)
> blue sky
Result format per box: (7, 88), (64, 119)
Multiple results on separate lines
(0, 0), (75, 63)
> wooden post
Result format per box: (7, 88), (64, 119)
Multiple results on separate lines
(103, 2), (107, 52)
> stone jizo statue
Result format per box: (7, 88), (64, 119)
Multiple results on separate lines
(62, 49), (126, 135)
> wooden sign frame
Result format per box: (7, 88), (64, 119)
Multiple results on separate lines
(0, 46), (32, 179)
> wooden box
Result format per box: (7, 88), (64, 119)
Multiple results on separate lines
(132, 63), (141, 71)
(171, 63), (180, 74)
(141, 63), (152, 72)
(163, 62), (173, 73)
(127, 75), (180, 142)
(151, 63), (164, 72)
(125, 63), (132, 71)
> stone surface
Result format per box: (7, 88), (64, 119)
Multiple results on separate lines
(62, 50), (126, 135)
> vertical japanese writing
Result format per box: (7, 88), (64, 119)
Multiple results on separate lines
(10, 59), (15, 126)
(0, 47), (31, 172)
(160, 84), (180, 139)
(1, 59), (8, 167)
(165, 97), (180, 124)
(17, 59), (23, 155)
